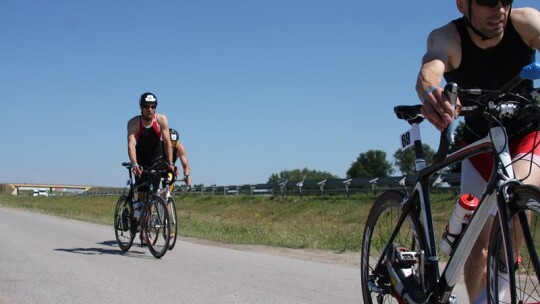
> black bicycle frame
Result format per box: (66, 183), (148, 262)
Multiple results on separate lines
(375, 124), (517, 302)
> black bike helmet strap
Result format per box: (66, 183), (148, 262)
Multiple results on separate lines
(464, 0), (512, 41)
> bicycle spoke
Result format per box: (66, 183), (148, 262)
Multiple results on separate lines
(361, 191), (428, 304)
(145, 196), (170, 258)
(114, 195), (134, 252)
(488, 186), (540, 303)
(167, 197), (178, 250)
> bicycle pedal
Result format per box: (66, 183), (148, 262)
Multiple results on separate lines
(390, 244), (418, 268)
(386, 243), (426, 303)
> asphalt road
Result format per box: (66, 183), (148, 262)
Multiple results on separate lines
(0, 207), (362, 304)
(0, 207), (469, 304)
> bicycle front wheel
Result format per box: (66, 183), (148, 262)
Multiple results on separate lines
(144, 195), (170, 258)
(114, 195), (135, 252)
(361, 190), (428, 304)
(167, 196), (178, 250)
(487, 185), (540, 304)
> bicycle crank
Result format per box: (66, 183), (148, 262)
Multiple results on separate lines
(386, 243), (427, 303)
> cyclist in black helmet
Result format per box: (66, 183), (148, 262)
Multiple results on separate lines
(415, 1), (540, 302)
(168, 128), (191, 187)
(127, 92), (175, 201)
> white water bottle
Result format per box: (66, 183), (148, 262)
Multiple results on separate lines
(440, 193), (479, 255)
(133, 200), (143, 219)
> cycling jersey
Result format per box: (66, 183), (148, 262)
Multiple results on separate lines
(461, 131), (540, 217)
(444, 16), (536, 143)
(463, 131), (540, 183)
(444, 15), (540, 210)
(135, 115), (164, 166)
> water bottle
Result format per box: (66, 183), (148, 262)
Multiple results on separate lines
(440, 193), (479, 255)
(133, 199), (143, 219)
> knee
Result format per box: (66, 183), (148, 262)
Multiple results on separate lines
(465, 247), (488, 270)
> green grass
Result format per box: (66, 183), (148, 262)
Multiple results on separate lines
(0, 192), (458, 252)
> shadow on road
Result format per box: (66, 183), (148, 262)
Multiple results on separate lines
(54, 240), (148, 257)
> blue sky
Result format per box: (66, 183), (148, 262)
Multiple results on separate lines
(1, 1), (538, 187)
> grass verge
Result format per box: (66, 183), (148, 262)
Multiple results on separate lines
(0, 192), (457, 252)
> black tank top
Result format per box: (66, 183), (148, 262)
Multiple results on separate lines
(135, 115), (164, 166)
(444, 16), (535, 142)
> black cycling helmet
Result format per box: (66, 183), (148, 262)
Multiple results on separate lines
(170, 128), (179, 144)
(139, 92), (158, 106)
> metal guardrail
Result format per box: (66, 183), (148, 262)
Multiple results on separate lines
(1, 171), (462, 198)
(79, 173), (460, 198)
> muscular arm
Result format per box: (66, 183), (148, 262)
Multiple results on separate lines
(127, 117), (143, 176)
(177, 143), (191, 176)
(416, 24), (461, 131)
(157, 114), (174, 165)
(511, 7), (540, 50)
(127, 117), (138, 165)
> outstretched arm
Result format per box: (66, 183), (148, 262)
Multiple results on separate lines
(127, 117), (142, 176)
(157, 114), (174, 169)
(177, 142), (191, 186)
(416, 24), (461, 131)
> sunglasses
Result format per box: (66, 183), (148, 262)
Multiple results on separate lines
(142, 105), (156, 110)
(476, 0), (512, 8)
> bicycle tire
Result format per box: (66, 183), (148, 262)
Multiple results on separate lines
(167, 196), (178, 250)
(361, 190), (428, 304)
(114, 195), (135, 251)
(487, 185), (540, 304)
(144, 195), (170, 258)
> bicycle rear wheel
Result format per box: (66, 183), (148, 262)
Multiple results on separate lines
(167, 196), (178, 250)
(144, 195), (170, 258)
(114, 195), (135, 251)
(361, 190), (428, 304)
(487, 185), (540, 304)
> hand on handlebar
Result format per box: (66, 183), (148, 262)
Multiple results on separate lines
(184, 176), (191, 187)
(421, 86), (461, 131)
(133, 165), (143, 177)
(167, 164), (175, 175)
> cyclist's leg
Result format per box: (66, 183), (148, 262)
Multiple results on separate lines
(486, 185), (540, 303)
(135, 173), (150, 243)
(510, 132), (540, 265)
(482, 132), (540, 302)
(461, 156), (495, 303)
(511, 159), (540, 257)
(512, 130), (540, 188)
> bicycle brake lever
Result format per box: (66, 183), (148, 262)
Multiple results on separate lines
(432, 83), (459, 164)
(445, 83), (459, 143)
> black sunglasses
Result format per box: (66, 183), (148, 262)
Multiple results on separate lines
(476, 0), (512, 8)
(142, 105), (156, 110)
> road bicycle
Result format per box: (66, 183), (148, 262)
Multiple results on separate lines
(361, 62), (540, 304)
(114, 161), (171, 258)
(157, 172), (181, 251)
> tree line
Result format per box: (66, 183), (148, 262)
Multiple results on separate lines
(268, 123), (465, 183)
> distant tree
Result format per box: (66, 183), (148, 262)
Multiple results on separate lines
(393, 143), (435, 176)
(347, 150), (393, 178)
(268, 168), (338, 184)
